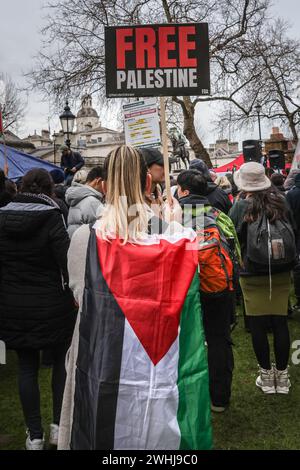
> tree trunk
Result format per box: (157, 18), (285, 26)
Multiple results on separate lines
(161, 3), (212, 168)
(181, 97), (212, 168)
(289, 118), (299, 142)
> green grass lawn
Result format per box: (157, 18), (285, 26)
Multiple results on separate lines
(1, 310), (300, 450)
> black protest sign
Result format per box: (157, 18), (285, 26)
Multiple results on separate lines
(105, 23), (210, 98)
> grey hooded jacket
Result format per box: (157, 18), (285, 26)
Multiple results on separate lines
(65, 183), (104, 238)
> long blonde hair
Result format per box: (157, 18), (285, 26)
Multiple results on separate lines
(97, 145), (149, 243)
(216, 175), (232, 191)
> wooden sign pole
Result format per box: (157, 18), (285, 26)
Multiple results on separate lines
(159, 96), (172, 205)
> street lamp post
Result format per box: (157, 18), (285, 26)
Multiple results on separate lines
(255, 102), (262, 142)
(59, 101), (76, 148)
(53, 131), (56, 165)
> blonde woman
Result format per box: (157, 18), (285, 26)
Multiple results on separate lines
(216, 175), (232, 192)
(216, 175), (233, 203)
(58, 145), (212, 450)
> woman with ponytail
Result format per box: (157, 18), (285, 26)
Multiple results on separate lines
(58, 145), (212, 451)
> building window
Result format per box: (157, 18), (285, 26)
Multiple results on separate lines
(91, 139), (97, 144)
(98, 137), (102, 143)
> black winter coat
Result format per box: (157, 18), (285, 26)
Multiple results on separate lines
(287, 183), (300, 231)
(0, 193), (76, 350)
(206, 182), (232, 214)
(286, 182), (300, 250)
(60, 151), (84, 174)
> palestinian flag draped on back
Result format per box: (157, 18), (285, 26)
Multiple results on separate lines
(71, 227), (212, 450)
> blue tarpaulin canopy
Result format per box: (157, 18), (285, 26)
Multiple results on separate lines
(0, 143), (63, 181)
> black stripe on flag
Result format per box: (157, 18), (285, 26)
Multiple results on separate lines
(71, 230), (125, 449)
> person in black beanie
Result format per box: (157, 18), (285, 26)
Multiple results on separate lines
(50, 168), (69, 224)
(189, 159), (232, 214)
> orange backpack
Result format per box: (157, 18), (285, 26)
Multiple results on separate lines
(197, 214), (234, 295)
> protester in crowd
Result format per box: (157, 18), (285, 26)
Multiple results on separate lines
(216, 175), (234, 203)
(226, 172), (240, 198)
(0, 168), (76, 450)
(286, 173), (300, 309)
(177, 169), (239, 412)
(16, 176), (23, 192)
(189, 158), (211, 179)
(51, 168), (66, 197)
(58, 145), (212, 450)
(5, 178), (17, 198)
(0, 169), (15, 207)
(229, 162), (295, 395)
(209, 170), (217, 182)
(189, 159), (232, 214)
(284, 168), (300, 191)
(71, 169), (88, 185)
(216, 175), (232, 192)
(265, 168), (275, 179)
(141, 147), (176, 217)
(60, 145), (85, 186)
(65, 166), (104, 238)
(50, 168), (69, 224)
(287, 173), (300, 248)
(270, 173), (286, 193)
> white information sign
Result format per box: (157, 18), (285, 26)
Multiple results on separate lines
(123, 98), (161, 148)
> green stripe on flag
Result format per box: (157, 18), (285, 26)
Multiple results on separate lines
(177, 272), (213, 450)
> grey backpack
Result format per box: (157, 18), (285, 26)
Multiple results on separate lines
(246, 214), (297, 274)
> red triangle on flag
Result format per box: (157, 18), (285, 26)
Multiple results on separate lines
(96, 236), (197, 365)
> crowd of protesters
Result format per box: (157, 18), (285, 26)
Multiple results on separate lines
(0, 143), (299, 450)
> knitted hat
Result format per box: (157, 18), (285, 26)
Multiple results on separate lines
(50, 168), (65, 184)
(189, 159), (211, 181)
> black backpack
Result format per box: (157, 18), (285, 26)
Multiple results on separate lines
(245, 214), (297, 274)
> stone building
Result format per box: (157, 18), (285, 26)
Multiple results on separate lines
(20, 94), (124, 167)
(51, 94), (124, 168)
(26, 130), (52, 148)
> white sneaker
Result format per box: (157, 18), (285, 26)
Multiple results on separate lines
(256, 367), (276, 394)
(25, 430), (45, 450)
(275, 367), (291, 394)
(49, 423), (59, 446)
(211, 404), (227, 413)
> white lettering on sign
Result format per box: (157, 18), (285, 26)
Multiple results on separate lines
(117, 69), (198, 90)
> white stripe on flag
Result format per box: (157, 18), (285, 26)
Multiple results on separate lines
(114, 319), (181, 450)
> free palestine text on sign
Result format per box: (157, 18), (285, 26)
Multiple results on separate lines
(105, 23), (210, 98)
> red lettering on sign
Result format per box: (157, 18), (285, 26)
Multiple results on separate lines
(116, 28), (133, 69)
(136, 28), (156, 68)
(179, 26), (197, 67)
(159, 27), (177, 68)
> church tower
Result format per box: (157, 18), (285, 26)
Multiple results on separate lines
(76, 94), (100, 132)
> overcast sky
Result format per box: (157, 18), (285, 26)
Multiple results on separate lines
(1, 0), (299, 145)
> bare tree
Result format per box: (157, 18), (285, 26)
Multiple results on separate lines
(28, 0), (270, 166)
(0, 74), (25, 131)
(214, 20), (300, 142)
